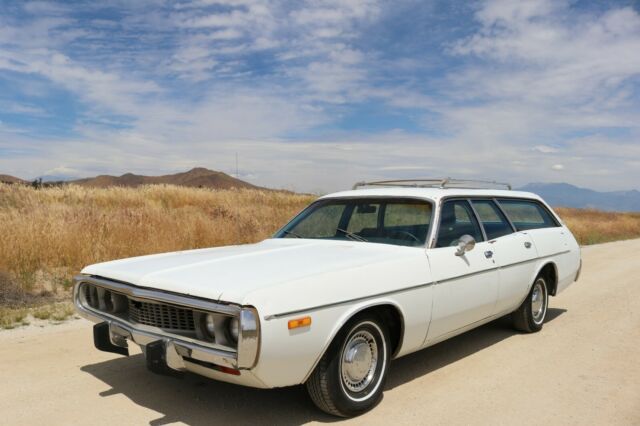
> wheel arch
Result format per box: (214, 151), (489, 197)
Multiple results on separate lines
(532, 261), (559, 296)
(302, 299), (406, 383)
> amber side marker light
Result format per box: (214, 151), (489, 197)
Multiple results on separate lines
(218, 366), (241, 376)
(288, 316), (312, 329)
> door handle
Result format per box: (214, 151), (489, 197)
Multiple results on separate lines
(524, 242), (532, 249)
(484, 250), (493, 259)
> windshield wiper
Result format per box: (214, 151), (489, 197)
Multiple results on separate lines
(282, 230), (303, 238)
(336, 228), (368, 242)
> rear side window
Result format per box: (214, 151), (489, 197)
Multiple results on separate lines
(497, 199), (559, 231)
(436, 200), (484, 248)
(471, 199), (513, 240)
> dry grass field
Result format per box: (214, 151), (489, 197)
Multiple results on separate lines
(1, 183), (639, 328)
(555, 207), (640, 245)
(0, 184), (313, 327)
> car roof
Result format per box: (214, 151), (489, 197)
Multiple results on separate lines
(319, 187), (544, 203)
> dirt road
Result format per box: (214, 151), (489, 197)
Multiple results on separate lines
(1, 239), (639, 425)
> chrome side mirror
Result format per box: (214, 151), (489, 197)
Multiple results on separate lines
(455, 234), (476, 256)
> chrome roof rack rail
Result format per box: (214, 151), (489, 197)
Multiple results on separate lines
(352, 178), (512, 191)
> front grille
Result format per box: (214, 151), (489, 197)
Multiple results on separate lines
(128, 299), (196, 331)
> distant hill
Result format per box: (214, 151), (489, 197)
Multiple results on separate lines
(1, 168), (258, 190)
(518, 183), (640, 212)
(0, 174), (27, 185)
(72, 167), (258, 189)
(3, 171), (639, 210)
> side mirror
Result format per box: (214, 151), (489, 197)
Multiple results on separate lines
(455, 234), (476, 256)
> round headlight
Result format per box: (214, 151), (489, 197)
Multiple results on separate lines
(205, 314), (216, 337)
(229, 317), (239, 342)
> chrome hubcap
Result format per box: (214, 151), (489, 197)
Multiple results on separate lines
(341, 330), (378, 393)
(531, 280), (547, 324)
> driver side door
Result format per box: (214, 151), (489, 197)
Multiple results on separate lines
(425, 199), (499, 344)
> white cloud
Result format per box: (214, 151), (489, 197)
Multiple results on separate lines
(1, 0), (639, 192)
(532, 145), (559, 154)
(451, 2), (640, 108)
(1, 102), (49, 116)
(41, 165), (81, 178)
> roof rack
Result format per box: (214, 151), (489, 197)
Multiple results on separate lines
(352, 178), (512, 191)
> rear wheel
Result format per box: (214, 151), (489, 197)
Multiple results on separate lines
(306, 314), (390, 417)
(513, 276), (549, 333)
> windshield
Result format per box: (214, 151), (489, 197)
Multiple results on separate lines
(274, 198), (433, 247)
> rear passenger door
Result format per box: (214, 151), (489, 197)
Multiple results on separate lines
(497, 198), (577, 294)
(425, 199), (499, 343)
(471, 199), (538, 314)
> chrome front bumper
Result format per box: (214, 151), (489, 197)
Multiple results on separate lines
(74, 275), (260, 375)
(78, 303), (239, 370)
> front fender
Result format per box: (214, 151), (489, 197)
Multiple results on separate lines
(297, 298), (407, 383)
(250, 287), (432, 388)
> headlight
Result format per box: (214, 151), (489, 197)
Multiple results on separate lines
(199, 313), (239, 345)
(204, 314), (216, 339)
(79, 284), (127, 314)
(228, 317), (239, 342)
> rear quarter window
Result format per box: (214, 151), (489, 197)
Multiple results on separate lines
(497, 199), (559, 231)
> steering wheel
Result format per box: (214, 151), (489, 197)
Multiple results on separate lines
(394, 230), (420, 242)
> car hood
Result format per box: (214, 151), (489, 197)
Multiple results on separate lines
(81, 239), (411, 304)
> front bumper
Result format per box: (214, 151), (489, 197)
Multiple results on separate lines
(74, 275), (266, 388)
(79, 306), (268, 388)
(81, 308), (236, 368)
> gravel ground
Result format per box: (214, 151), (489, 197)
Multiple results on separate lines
(1, 239), (639, 425)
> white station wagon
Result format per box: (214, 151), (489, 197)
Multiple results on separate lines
(74, 179), (582, 417)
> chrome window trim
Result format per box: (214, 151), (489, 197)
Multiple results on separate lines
(432, 197), (486, 249)
(431, 194), (548, 248)
(494, 197), (562, 229)
(491, 197), (518, 233)
(272, 195), (436, 249)
(467, 199), (488, 242)
(469, 198), (517, 240)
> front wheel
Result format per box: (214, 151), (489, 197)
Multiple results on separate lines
(513, 275), (549, 333)
(306, 314), (390, 417)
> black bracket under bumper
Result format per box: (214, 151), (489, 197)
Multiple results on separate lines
(93, 322), (129, 356)
(145, 340), (184, 377)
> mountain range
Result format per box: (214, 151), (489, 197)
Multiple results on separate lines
(2, 170), (639, 211)
(517, 183), (640, 212)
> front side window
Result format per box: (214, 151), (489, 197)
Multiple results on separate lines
(274, 198), (432, 247)
(497, 199), (559, 231)
(471, 199), (513, 240)
(436, 200), (484, 248)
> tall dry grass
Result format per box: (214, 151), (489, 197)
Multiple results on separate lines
(1, 184), (640, 308)
(555, 207), (640, 245)
(0, 183), (313, 305)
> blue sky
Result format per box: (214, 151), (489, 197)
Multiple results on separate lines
(1, 0), (639, 192)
